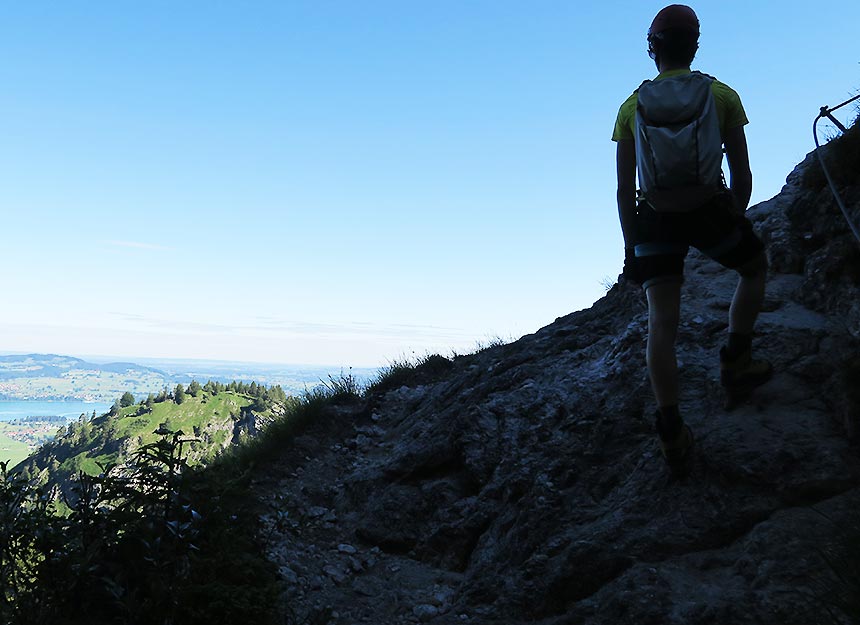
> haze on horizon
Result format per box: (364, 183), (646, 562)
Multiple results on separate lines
(1, 1), (857, 368)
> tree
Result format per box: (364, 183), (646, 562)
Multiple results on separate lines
(187, 380), (201, 398)
(252, 394), (268, 412)
(270, 385), (287, 403)
(120, 392), (135, 408)
(101, 414), (119, 444)
(174, 384), (186, 405)
(109, 399), (121, 416)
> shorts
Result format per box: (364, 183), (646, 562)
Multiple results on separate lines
(633, 192), (765, 290)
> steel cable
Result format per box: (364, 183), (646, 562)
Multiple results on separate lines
(812, 93), (860, 246)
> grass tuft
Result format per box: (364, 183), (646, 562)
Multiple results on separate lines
(804, 111), (860, 189)
(318, 368), (364, 401)
(367, 353), (455, 396)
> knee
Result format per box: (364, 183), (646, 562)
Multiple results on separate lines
(737, 252), (767, 279)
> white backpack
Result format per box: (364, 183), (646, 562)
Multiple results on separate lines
(635, 71), (724, 212)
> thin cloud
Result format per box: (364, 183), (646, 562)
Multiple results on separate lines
(109, 312), (473, 341)
(107, 240), (171, 251)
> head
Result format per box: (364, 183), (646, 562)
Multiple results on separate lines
(647, 5), (700, 70)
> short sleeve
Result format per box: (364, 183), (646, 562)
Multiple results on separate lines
(612, 93), (638, 142)
(711, 80), (749, 134)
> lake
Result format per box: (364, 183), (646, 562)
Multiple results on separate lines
(0, 400), (112, 423)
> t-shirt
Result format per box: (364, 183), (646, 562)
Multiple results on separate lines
(612, 68), (748, 142)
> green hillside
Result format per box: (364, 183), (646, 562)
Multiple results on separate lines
(13, 383), (288, 501)
(1, 376), (304, 625)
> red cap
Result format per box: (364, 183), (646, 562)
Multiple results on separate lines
(649, 4), (700, 36)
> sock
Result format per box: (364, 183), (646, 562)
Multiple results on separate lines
(656, 405), (683, 440)
(725, 332), (752, 360)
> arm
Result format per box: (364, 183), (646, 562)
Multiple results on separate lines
(616, 139), (638, 247)
(723, 125), (752, 212)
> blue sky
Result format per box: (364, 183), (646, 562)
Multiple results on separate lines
(1, 1), (857, 367)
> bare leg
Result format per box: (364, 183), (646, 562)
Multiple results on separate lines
(646, 281), (683, 408)
(728, 251), (767, 335)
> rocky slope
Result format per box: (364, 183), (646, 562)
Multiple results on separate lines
(251, 146), (860, 624)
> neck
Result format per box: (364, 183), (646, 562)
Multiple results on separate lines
(657, 61), (691, 73)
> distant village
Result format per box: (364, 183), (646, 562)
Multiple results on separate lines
(4, 416), (68, 448)
(0, 380), (105, 402)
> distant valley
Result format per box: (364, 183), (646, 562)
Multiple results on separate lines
(0, 353), (378, 402)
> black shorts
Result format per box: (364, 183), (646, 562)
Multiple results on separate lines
(633, 192), (765, 289)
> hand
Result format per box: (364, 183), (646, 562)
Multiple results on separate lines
(723, 191), (744, 217)
(623, 247), (642, 285)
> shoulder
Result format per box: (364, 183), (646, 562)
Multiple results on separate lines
(612, 89), (640, 142)
(618, 90), (639, 115)
(696, 71), (749, 130)
(710, 77), (742, 103)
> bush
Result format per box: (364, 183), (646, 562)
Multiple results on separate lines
(0, 431), (282, 625)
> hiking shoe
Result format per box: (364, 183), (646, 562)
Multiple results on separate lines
(719, 346), (773, 391)
(656, 417), (694, 477)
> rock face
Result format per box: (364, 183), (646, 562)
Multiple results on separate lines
(252, 147), (860, 624)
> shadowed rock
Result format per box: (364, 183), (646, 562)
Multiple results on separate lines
(253, 147), (860, 624)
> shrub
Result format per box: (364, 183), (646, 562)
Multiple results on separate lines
(0, 431), (282, 625)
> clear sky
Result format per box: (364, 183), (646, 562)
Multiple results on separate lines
(1, 1), (857, 367)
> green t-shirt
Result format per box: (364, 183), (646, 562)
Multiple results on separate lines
(612, 68), (748, 142)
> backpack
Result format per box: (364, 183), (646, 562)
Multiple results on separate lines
(635, 71), (724, 212)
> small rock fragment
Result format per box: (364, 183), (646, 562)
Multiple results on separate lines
(307, 506), (329, 518)
(278, 566), (298, 584)
(323, 565), (349, 585)
(412, 604), (439, 622)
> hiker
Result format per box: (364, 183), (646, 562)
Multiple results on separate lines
(612, 4), (772, 473)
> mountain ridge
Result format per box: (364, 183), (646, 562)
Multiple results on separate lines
(0, 353), (167, 376)
(0, 353), (173, 401)
(4, 132), (858, 624)
(248, 139), (860, 624)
